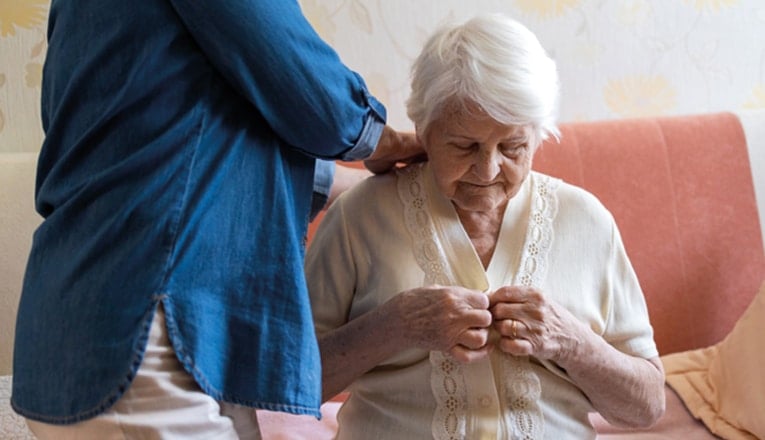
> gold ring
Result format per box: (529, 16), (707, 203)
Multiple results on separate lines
(511, 319), (517, 339)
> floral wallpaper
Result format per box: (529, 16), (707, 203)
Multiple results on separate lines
(0, 0), (47, 153)
(1, 0), (764, 153)
(299, 0), (765, 130)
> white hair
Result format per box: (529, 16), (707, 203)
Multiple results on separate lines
(406, 13), (560, 145)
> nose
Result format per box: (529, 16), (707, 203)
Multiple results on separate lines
(472, 148), (501, 182)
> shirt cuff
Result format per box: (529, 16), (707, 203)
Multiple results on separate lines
(309, 160), (336, 220)
(338, 87), (386, 162)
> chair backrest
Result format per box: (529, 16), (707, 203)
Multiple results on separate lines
(532, 112), (765, 354)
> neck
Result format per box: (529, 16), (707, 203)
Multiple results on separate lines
(456, 204), (506, 269)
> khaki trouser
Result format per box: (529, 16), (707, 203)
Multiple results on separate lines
(27, 305), (261, 440)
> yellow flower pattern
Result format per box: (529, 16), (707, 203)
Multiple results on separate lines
(743, 85), (765, 109)
(24, 62), (42, 88)
(0, 0), (48, 37)
(604, 75), (677, 118)
(513, 0), (581, 19)
(683, 0), (738, 12)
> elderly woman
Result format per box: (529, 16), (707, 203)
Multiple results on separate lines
(305, 13), (665, 439)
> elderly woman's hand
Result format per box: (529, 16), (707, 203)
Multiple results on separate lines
(388, 285), (494, 363)
(489, 285), (666, 428)
(317, 285), (494, 400)
(488, 285), (585, 362)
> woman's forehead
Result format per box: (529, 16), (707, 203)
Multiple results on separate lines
(438, 111), (531, 139)
(436, 100), (528, 132)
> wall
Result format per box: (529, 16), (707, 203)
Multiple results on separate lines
(2, 1), (765, 154)
(299, 0), (765, 131)
(0, 0), (47, 154)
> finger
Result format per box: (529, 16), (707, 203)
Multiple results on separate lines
(456, 328), (490, 350)
(461, 309), (493, 329)
(364, 158), (396, 174)
(497, 336), (533, 357)
(462, 291), (490, 310)
(494, 318), (529, 339)
(490, 302), (524, 320)
(450, 344), (493, 364)
(488, 286), (523, 306)
(364, 153), (428, 174)
(400, 152), (429, 164)
(488, 285), (539, 306)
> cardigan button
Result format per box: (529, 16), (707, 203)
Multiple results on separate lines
(478, 395), (492, 408)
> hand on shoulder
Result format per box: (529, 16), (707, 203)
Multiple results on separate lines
(364, 125), (426, 174)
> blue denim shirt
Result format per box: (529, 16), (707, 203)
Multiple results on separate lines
(12, 0), (384, 423)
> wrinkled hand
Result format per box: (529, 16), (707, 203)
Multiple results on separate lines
(489, 286), (585, 362)
(387, 285), (493, 363)
(364, 125), (426, 174)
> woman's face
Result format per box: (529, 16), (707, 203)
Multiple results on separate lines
(423, 104), (535, 214)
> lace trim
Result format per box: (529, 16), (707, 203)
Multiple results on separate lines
(499, 174), (558, 440)
(514, 175), (559, 289)
(397, 165), (467, 439)
(397, 164), (453, 286)
(429, 352), (469, 439)
(397, 167), (559, 440)
(500, 356), (544, 439)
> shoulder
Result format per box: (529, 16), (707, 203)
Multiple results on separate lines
(531, 172), (616, 232)
(331, 168), (400, 216)
(331, 162), (434, 213)
(318, 166), (406, 237)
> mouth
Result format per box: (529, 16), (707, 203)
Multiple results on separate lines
(462, 181), (502, 188)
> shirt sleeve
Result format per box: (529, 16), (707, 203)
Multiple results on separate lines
(167, 0), (386, 160)
(603, 222), (660, 359)
(309, 160), (335, 220)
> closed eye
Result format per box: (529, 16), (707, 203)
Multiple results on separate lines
(451, 142), (479, 151)
(501, 143), (527, 156)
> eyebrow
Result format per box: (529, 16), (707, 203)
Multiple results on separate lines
(446, 134), (529, 143)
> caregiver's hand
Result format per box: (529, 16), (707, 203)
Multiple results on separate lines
(364, 125), (426, 174)
(489, 285), (586, 362)
(388, 285), (493, 363)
